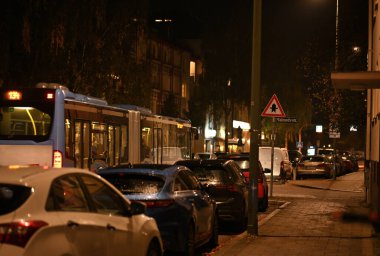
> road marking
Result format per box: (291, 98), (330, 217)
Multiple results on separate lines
(259, 201), (291, 226)
(272, 193), (317, 199)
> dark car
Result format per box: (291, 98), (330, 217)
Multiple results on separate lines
(97, 164), (218, 255)
(175, 159), (249, 229)
(340, 151), (359, 174)
(216, 154), (269, 212)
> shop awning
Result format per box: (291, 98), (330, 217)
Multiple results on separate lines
(331, 71), (380, 90)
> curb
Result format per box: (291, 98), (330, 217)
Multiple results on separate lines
(291, 183), (364, 193)
(210, 200), (290, 255)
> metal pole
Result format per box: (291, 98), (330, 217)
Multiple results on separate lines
(332, 0), (339, 180)
(247, 0), (262, 236)
(270, 117), (275, 197)
(334, 0), (339, 71)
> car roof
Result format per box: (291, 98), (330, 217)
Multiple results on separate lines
(98, 164), (188, 176)
(217, 154), (249, 161)
(175, 159), (231, 167)
(301, 155), (327, 159)
(0, 166), (94, 185)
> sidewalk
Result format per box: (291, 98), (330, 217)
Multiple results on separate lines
(289, 171), (365, 193)
(213, 171), (379, 256)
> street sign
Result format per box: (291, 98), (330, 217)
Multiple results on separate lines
(276, 117), (297, 123)
(296, 141), (303, 148)
(261, 94), (286, 117)
(329, 132), (340, 138)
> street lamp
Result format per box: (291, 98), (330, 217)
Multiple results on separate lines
(332, 0), (339, 180)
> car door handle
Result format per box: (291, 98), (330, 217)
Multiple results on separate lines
(107, 224), (116, 231)
(67, 220), (79, 228)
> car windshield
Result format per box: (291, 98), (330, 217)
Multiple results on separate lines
(288, 151), (300, 160)
(0, 184), (32, 215)
(195, 153), (212, 160)
(234, 160), (249, 170)
(318, 149), (334, 155)
(101, 173), (165, 195)
(301, 156), (324, 162)
(0, 106), (53, 140)
(190, 167), (229, 183)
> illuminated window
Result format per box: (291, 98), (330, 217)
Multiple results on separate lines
(181, 83), (187, 98)
(190, 61), (195, 77)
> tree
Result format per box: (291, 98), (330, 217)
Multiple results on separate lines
(0, 0), (151, 108)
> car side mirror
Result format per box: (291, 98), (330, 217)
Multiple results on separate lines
(130, 201), (147, 215)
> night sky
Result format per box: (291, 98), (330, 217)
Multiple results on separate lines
(149, 0), (368, 81)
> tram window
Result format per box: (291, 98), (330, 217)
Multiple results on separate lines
(65, 118), (73, 160)
(74, 122), (82, 168)
(83, 123), (90, 169)
(114, 126), (121, 165)
(107, 125), (118, 166)
(120, 125), (128, 164)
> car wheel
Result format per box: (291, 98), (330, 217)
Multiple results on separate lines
(146, 240), (162, 256)
(206, 214), (219, 248)
(183, 223), (195, 256)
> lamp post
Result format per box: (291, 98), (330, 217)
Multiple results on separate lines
(247, 0), (262, 237)
(332, 0), (339, 180)
(224, 79), (232, 153)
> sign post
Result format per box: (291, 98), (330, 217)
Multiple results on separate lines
(261, 94), (286, 197)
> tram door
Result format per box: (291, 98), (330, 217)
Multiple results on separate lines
(152, 127), (163, 164)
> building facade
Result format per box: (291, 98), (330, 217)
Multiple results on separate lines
(332, 0), (380, 216)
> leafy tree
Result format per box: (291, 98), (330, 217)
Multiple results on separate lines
(0, 0), (151, 108)
(200, 0), (252, 149)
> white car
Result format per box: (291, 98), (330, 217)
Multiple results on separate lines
(0, 166), (163, 256)
(259, 147), (293, 181)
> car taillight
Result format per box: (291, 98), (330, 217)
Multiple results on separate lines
(53, 150), (62, 168)
(244, 169), (263, 184)
(242, 171), (250, 183)
(0, 220), (48, 247)
(143, 199), (174, 208)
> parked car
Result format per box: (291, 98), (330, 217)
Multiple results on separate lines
(288, 150), (303, 168)
(317, 147), (344, 174)
(317, 147), (335, 157)
(339, 151), (359, 174)
(259, 147), (293, 181)
(216, 153), (269, 212)
(353, 150), (365, 169)
(295, 155), (334, 179)
(194, 152), (218, 160)
(0, 166), (163, 256)
(175, 159), (249, 229)
(97, 164), (218, 255)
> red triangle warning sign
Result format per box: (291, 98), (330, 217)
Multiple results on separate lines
(261, 94), (286, 117)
